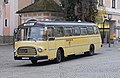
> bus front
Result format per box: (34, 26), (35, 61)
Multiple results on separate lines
(14, 22), (48, 64)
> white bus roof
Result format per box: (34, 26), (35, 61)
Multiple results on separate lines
(36, 21), (97, 26)
(20, 21), (98, 28)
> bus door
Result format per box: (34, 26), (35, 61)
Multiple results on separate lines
(47, 27), (56, 59)
(72, 26), (82, 54)
(80, 27), (88, 52)
(64, 27), (74, 55)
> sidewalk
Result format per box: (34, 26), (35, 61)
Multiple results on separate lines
(102, 42), (120, 48)
(100, 42), (120, 53)
(0, 43), (12, 46)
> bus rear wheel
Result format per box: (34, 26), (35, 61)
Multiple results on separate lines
(31, 60), (37, 65)
(85, 45), (94, 56)
(88, 45), (94, 56)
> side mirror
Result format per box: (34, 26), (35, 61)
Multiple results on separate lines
(13, 28), (18, 49)
(14, 28), (18, 34)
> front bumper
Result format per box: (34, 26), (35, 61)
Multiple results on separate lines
(14, 56), (48, 60)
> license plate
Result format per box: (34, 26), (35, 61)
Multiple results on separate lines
(22, 57), (29, 60)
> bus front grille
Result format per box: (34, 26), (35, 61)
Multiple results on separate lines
(17, 47), (37, 55)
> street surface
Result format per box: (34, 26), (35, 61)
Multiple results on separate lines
(0, 43), (120, 78)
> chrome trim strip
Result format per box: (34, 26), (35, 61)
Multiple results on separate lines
(55, 36), (100, 41)
(48, 42), (101, 51)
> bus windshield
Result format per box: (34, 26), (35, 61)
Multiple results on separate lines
(16, 27), (47, 41)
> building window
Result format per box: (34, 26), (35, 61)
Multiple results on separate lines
(32, 0), (34, 3)
(4, 0), (8, 4)
(99, 0), (103, 6)
(5, 19), (8, 27)
(112, 0), (116, 8)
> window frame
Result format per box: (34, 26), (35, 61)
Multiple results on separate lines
(112, 0), (116, 8)
(54, 26), (64, 37)
(80, 27), (87, 35)
(73, 26), (81, 36)
(99, 0), (103, 6)
(87, 26), (94, 35)
(64, 26), (73, 36)
(93, 26), (99, 34)
(4, 18), (8, 27)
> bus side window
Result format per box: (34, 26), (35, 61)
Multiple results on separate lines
(93, 26), (99, 34)
(55, 27), (64, 37)
(47, 27), (54, 36)
(87, 26), (94, 35)
(64, 27), (73, 36)
(73, 26), (81, 36)
(80, 27), (87, 35)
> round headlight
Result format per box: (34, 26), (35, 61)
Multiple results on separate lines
(38, 48), (42, 52)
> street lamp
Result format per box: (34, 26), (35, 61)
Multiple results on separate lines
(102, 16), (107, 43)
(19, 14), (22, 24)
(108, 14), (112, 47)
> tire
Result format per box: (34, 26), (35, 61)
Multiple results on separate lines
(88, 45), (94, 56)
(31, 60), (37, 65)
(84, 45), (94, 56)
(55, 49), (62, 63)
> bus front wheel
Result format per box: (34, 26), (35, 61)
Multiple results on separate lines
(55, 49), (62, 63)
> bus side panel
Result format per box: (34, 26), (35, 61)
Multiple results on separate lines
(47, 41), (56, 59)
(88, 34), (102, 51)
(56, 38), (73, 57)
(81, 36), (89, 52)
(71, 36), (83, 54)
(95, 34), (102, 50)
(36, 41), (49, 57)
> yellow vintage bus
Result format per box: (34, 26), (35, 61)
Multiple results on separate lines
(13, 21), (102, 64)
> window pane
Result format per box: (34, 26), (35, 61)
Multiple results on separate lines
(73, 27), (80, 36)
(87, 27), (94, 34)
(64, 27), (73, 36)
(112, 0), (115, 8)
(93, 27), (99, 34)
(99, 0), (103, 6)
(5, 19), (7, 27)
(55, 27), (64, 37)
(81, 27), (87, 35)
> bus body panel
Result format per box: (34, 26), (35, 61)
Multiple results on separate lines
(14, 21), (102, 63)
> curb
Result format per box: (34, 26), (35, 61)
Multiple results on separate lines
(0, 43), (13, 46)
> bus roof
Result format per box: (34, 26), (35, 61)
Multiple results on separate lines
(37, 21), (97, 26)
(19, 21), (98, 28)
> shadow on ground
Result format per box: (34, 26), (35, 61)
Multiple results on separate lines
(16, 53), (102, 67)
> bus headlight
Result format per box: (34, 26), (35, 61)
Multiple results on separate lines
(38, 48), (42, 52)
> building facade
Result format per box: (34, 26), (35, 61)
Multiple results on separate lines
(0, 0), (33, 36)
(0, 0), (33, 43)
(98, 0), (120, 42)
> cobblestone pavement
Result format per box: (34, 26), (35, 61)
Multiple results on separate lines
(0, 43), (120, 78)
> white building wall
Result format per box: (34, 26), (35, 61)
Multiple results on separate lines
(10, 0), (18, 36)
(0, 1), (3, 36)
